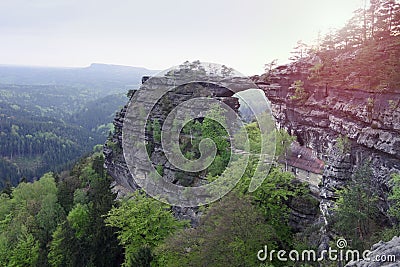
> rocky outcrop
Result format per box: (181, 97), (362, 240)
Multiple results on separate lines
(253, 61), (400, 249)
(345, 236), (400, 266)
(104, 73), (246, 224)
(104, 105), (140, 198)
(255, 61), (399, 187)
(105, 60), (399, 242)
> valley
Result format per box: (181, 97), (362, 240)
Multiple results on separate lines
(0, 63), (157, 187)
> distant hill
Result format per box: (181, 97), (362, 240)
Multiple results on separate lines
(0, 63), (159, 92)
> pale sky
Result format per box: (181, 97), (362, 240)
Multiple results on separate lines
(0, 0), (363, 75)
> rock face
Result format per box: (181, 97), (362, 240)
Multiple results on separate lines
(104, 105), (139, 197)
(104, 73), (321, 230)
(105, 61), (399, 242)
(253, 61), (400, 248)
(104, 74), (246, 224)
(345, 236), (400, 266)
(104, 76), (241, 190)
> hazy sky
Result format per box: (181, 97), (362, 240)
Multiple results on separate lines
(0, 0), (363, 75)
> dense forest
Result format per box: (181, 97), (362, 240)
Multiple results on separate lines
(0, 91), (125, 187)
(0, 122), (312, 266)
(0, 64), (157, 187)
(0, 124), (399, 266)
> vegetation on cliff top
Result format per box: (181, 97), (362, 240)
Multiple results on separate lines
(274, 0), (400, 92)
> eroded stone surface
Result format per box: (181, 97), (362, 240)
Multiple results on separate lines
(105, 61), (399, 237)
(345, 236), (400, 267)
(253, 61), (400, 250)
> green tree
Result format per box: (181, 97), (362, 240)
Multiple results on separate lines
(9, 228), (39, 267)
(49, 154), (122, 266)
(92, 154), (105, 178)
(48, 222), (83, 267)
(67, 203), (90, 239)
(252, 167), (299, 246)
(105, 190), (187, 266)
(381, 173), (400, 240)
(289, 80), (307, 101)
(47, 224), (67, 267)
(333, 163), (381, 250)
(234, 122), (262, 154)
(202, 105), (231, 176)
(388, 173), (400, 220)
(85, 162), (122, 267)
(0, 173), (64, 266)
(178, 104), (231, 178)
(155, 193), (280, 267)
(209, 154), (300, 249)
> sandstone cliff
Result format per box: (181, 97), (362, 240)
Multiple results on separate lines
(104, 61), (399, 247)
(253, 60), (400, 252)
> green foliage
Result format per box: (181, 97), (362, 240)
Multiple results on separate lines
(0, 153), (122, 266)
(0, 82), (127, 188)
(233, 125), (293, 175)
(48, 154), (122, 266)
(275, 128), (296, 158)
(106, 138), (122, 154)
(47, 225), (66, 267)
(336, 135), (351, 154)
(67, 203), (90, 239)
(92, 154), (106, 178)
(8, 228), (40, 267)
(0, 173), (65, 266)
(152, 119), (162, 143)
(105, 190), (187, 266)
(381, 169), (400, 241)
(0, 107), (309, 267)
(198, 146), (305, 266)
(156, 164), (164, 176)
(155, 193), (280, 267)
(146, 142), (154, 156)
(234, 122), (262, 153)
(289, 80), (307, 101)
(333, 162), (382, 250)
(252, 168), (299, 244)
(199, 106), (230, 176)
(306, 0), (400, 91)
(0, 109), (99, 187)
(380, 224), (400, 242)
(173, 105), (231, 181)
(130, 246), (153, 267)
(388, 173), (400, 220)
(56, 173), (81, 213)
(231, 160), (301, 247)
